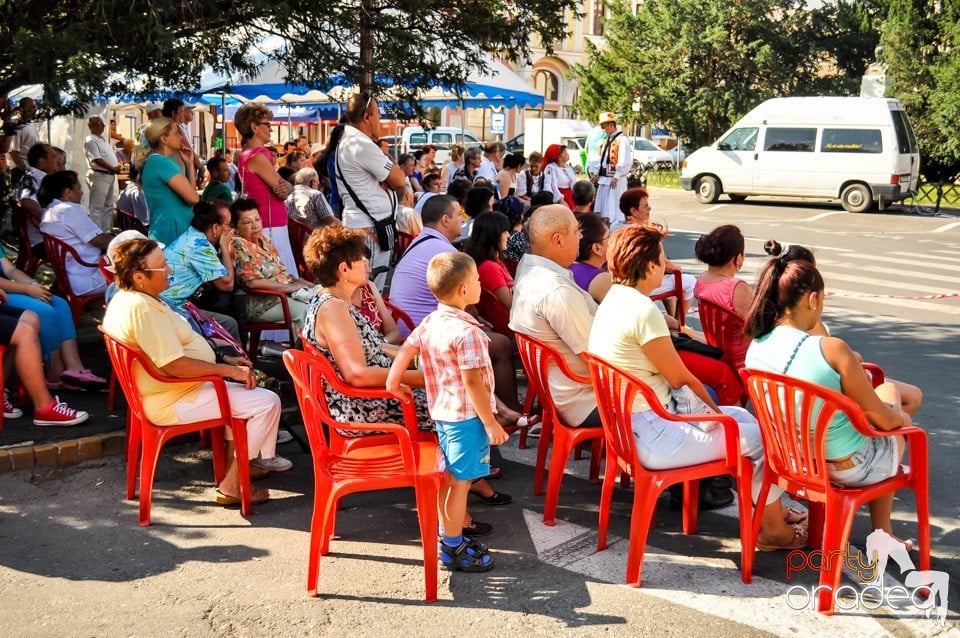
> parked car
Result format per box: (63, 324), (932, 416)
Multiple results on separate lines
(631, 137), (673, 170)
(666, 143), (687, 166)
(400, 126), (482, 164)
(505, 133), (524, 153)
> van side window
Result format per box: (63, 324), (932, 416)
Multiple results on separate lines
(718, 128), (758, 152)
(821, 129), (883, 154)
(891, 110), (917, 154)
(409, 133), (428, 146)
(432, 133), (453, 149)
(764, 128), (817, 152)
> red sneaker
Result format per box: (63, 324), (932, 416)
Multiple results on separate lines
(3, 389), (23, 419)
(33, 396), (89, 426)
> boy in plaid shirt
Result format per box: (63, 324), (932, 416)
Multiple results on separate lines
(387, 252), (509, 572)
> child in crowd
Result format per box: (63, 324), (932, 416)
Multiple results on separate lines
(387, 252), (509, 572)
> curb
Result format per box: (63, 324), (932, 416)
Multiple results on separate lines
(0, 431), (126, 474)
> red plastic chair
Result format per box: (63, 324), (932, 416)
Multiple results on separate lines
(101, 329), (254, 526)
(516, 333), (604, 525)
(115, 209), (148, 234)
(243, 286), (296, 366)
(283, 348), (443, 601)
(738, 368), (929, 615)
(42, 233), (107, 324)
(384, 300), (416, 333)
(392, 230), (415, 264)
(0, 345), (5, 430)
(287, 217), (315, 283)
(584, 352), (754, 587)
(696, 297), (747, 373)
(11, 203), (44, 277)
(650, 268), (685, 328)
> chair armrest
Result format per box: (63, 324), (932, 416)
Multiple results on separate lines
(648, 403), (743, 467)
(135, 359), (236, 424)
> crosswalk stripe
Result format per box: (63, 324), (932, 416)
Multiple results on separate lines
(835, 253), (960, 274)
(816, 264), (960, 291)
(519, 509), (938, 637)
(889, 251), (960, 265)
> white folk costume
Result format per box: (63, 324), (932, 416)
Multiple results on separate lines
(592, 113), (632, 225)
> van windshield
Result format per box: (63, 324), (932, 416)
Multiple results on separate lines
(718, 128), (758, 152)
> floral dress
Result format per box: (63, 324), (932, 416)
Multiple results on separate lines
(232, 235), (294, 319)
(302, 293), (433, 436)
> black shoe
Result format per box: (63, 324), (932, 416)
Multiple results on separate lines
(668, 484), (735, 511)
(462, 520), (493, 537)
(475, 490), (512, 506)
(708, 475), (734, 490)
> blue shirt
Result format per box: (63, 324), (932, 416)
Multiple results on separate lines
(388, 227), (453, 335)
(159, 226), (227, 307)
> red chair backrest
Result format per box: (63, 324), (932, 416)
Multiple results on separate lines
(385, 300), (416, 332)
(287, 217), (315, 282)
(98, 255), (115, 285)
(650, 269), (685, 327)
(116, 210), (147, 234)
(12, 203), (43, 275)
(392, 230), (415, 264)
(739, 367), (873, 499)
(696, 297), (747, 371)
(515, 332), (589, 426)
(281, 348), (332, 457)
(43, 233), (101, 296)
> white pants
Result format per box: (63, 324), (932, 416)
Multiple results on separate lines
(87, 171), (117, 232)
(174, 382), (281, 460)
(631, 405), (782, 505)
(651, 271), (696, 302)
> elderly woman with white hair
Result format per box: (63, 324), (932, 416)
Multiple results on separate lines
(286, 167), (338, 229)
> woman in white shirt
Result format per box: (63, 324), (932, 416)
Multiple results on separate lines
(494, 152), (524, 199)
(542, 143), (577, 208)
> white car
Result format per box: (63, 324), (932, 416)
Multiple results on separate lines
(631, 137), (673, 170)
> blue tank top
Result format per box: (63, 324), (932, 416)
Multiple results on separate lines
(745, 325), (865, 458)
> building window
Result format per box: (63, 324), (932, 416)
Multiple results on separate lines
(592, 0), (606, 36)
(534, 70), (559, 102)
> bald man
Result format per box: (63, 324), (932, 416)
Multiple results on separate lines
(509, 205), (602, 428)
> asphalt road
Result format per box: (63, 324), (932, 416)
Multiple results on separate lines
(0, 189), (957, 637)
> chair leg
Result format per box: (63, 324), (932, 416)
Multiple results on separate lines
(247, 331), (261, 368)
(625, 475), (661, 587)
(307, 484), (334, 596)
(533, 421), (553, 497)
(681, 479), (701, 535)
(414, 478), (440, 604)
(597, 450), (619, 551)
(231, 420), (252, 517)
(138, 431), (164, 527)
(125, 413), (141, 500)
(588, 438), (603, 483)
(543, 429), (574, 526)
(816, 499), (858, 615)
(107, 371), (118, 412)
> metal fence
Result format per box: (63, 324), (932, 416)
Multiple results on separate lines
(902, 180), (960, 212)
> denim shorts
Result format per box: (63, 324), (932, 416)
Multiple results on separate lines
(436, 416), (490, 481)
(828, 435), (901, 488)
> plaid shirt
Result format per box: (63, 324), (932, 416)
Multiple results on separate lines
(407, 304), (496, 422)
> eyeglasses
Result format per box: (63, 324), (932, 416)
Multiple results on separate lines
(141, 265), (168, 272)
(363, 93), (374, 116)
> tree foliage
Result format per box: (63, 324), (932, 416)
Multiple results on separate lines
(572, 0), (828, 148)
(880, 0), (960, 180)
(0, 0), (576, 115)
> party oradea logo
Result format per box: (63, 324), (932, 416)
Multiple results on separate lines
(784, 529), (949, 627)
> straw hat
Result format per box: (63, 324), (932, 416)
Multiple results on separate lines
(598, 111), (617, 125)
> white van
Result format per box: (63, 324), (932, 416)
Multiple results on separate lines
(400, 126), (482, 164)
(679, 97), (920, 212)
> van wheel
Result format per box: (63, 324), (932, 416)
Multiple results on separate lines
(841, 183), (873, 213)
(695, 176), (721, 204)
(728, 194), (747, 203)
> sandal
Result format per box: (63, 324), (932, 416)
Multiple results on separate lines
(462, 520), (493, 537)
(215, 487), (270, 507)
(475, 490), (512, 506)
(440, 540), (494, 572)
(757, 523), (808, 552)
(504, 414), (541, 434)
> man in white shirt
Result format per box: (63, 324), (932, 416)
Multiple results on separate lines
(9, 98), (40, 174)
(335, 92), (406, 281)
(83, 116), (121, 231)
(508, 205), (602, 428)
(590, 111), (632, 225)
(476, 141), (505, 184)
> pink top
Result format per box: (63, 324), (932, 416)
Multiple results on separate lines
(477, 259), (513, 337)
(694, 276), (749, 369)
(238, 146), (287, 228)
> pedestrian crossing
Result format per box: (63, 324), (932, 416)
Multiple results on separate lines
(667, 234), (960, 319)
(497, 440), (957, 637)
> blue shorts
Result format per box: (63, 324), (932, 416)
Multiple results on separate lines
(436, 416), (490, 481)
(828, 435), (901, 488)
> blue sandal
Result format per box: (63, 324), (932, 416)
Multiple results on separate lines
(440, 539), (493, 572)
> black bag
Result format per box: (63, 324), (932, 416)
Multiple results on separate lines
(672, 333), (723, 360)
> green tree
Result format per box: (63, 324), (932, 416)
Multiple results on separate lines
(0, 1), (576, 114)
(881, 0), (960, 181)
(572, 0), (823, 148)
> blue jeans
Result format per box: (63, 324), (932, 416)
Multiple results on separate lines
(4, 293), (76, 358)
